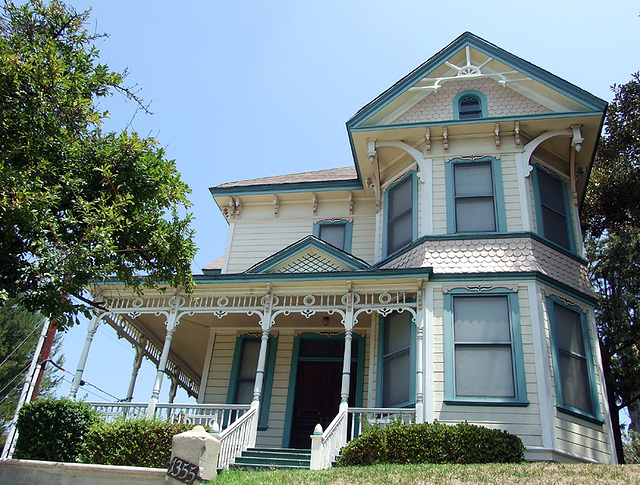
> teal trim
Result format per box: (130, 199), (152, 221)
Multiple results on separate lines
(209, 178), (363, 197)
(245, 235), (371, 274)
(376, 311), (416, 407)
(282, 332), (365, 448)
(546, 295), (603, 423)
(227, 334), (278, 430)
(445, 157), (506, 234)
(531, 165), (576, 253)
(346, 32), (606, 130)
(313, 220), (353, 253)
(383, 172), (418, 258)
(453, 90), (488, 120)
(348, 111), (604, 133)
(443, 287), (528, 405)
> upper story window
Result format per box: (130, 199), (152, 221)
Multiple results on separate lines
(443, 288), (527, 405)
(446, 157), (506, 234)
(384, 173), (417, 256)
(314, 220), (352, 252)
(378, 311), (414, 407)
(532, 165), (574, 251)
(546, 296), (601, 422)
(454, 90), (487, 120)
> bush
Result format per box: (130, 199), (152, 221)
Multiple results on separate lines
(339, 421), (525, 466)
(82, 418), (193, 468)
(13, 399), (101, 462)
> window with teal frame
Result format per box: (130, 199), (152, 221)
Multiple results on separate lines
(531, 165), (575, 252)
(445, 157), (506, 234)
(383, 172), (418, 257)
(443, 288), (528, 405)
(377, 311), (415, 407)
(454, 90), (487, 120)
(313, 220), (353, 252)
(227, 334), (278, 430)
(546, 295), (602, 423)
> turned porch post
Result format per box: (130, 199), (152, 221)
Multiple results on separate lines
(147, 302), (181, 417)
(69, 312), (103, 399)
(340, 283), (355, 412)
(125, 337), (147, 401)
(415, 279), (425, 423)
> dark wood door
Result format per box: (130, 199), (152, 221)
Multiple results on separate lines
(289, 361), (357, 449)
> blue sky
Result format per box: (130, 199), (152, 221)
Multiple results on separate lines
(56, 1), (640, 404)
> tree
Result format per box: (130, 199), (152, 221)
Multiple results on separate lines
(0, 301), (63, 446)
(0, 0), (196, 329)
(583, 72), (640, 463)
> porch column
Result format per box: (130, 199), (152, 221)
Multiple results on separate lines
(125, 337), (147, 402)
(168, 374), (179, 404)
(69, 312), (102, 399)
(253, 329), (270, 403)
(415, 280), (425, 423)
(340, 284), (355, 412)
(147, 308), (180, 417)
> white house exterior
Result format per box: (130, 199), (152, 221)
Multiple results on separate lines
(73, 32), (615, 465)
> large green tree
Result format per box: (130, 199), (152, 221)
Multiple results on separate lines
(583, 72), (640, 463)
(0, 0), (196, 328)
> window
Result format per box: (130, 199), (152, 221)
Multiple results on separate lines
(454, 90), (487, 120)
(313, 220), (352, 252)
(444, 289), (527, 404)
(227, 334), (277, 429)
(446, 157), (506, 234)
(547, 297), (601, 421)
(378, 311), (414, 407)
(384, 173), (417, 256)
(532, 166), (574, 251)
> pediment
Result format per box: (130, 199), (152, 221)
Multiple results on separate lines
(245, 236), (373, 274)
(348, 32), (607, 129)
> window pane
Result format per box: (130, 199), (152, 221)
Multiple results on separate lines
(456, 198), (496, 232)
(388, 212), (412, 253)
(388, 178), (412, 219)
(385, 312), (411, 354)
(383, 350), (410, 406)
(455, 345), (515, 397)
(455, 164), (493, 197)
(559, 352), (592, 413)
(238, 340), (260, 379)
(454, 296), (510, 342)
(459, 96), (482, 119)
(235, 380), (254, 404)
(538, 171), (565, 213)
(542, 207), (570, 249)
(554, 304), (585, 355)
(319, 224), (345, 250)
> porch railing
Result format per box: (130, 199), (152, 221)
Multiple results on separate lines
(87, 402), (251, 431)
(215, 404), (258, 469)
(310, 406), (415, 470)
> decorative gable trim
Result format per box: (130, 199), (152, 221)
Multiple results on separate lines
(244, 236), (373, 275)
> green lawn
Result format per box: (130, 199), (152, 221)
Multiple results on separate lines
(211, 463), (640, 484)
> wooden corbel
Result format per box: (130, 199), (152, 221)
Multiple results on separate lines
(348, 191), (353, 215)
(234, 196), (242, 218)
(514, 122), (521, 149)
(417, 278), (423, 311)
(443, 126), (448, 153)
(312, 192), (317, 216)
(273, 195), (279, 218)
(424, 128), (431, 156)
(367, 139), (382, 212)
(494, 123), (500, 150)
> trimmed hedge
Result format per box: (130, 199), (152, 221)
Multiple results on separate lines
(339, 421), (525, 466)
(82, 419), (193, 468)
(13, 399), (101, 462)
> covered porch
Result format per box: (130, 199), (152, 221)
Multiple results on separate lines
(74, 269), (430, 468)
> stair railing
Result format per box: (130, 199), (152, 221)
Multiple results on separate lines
(310, 404), (348, 470)
(214, 402), (259, 469)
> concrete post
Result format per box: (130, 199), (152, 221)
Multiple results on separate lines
(167, 425), (221, 484)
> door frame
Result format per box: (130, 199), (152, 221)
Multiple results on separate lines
(282, 331), (365, 448)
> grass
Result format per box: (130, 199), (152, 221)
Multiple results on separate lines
(209, 462), (640, 484)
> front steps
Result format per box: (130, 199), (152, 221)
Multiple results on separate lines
(229, 447), (311, 471)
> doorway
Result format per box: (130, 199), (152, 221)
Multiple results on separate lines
(285, 333), (362, 449)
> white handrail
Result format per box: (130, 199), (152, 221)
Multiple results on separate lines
(310, 406), (348, 470)
(216, 405), (258, 469)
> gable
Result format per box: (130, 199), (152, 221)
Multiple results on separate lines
(348, 32), (606, 130)
(245, 236), (373, 274)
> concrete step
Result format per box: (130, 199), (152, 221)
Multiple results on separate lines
(230, 447), (311, 471)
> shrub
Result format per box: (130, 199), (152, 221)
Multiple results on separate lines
(339, 421), (524, 466)
(623, 429), (640, 464)
(13, 399), (101, 462)
(82, 418), (192, 468)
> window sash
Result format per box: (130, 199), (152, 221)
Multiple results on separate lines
(454, 163), (496, 233)
(386, 176), (414, 254)
(318, 223), (346, 250)
(381, 311), (412, 407)
(536, 168), (571, 249)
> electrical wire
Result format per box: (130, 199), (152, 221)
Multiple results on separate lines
(46, 359), (123, 402)
(0, 361), (31, 396)
(0, 323), (41, 369)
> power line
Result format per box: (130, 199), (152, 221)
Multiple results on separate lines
(46, 360), (123, 402)
(0, 323), (41, 369)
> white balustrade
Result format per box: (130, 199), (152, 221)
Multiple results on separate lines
(347, 407), (415, 441)
(310, 407), (348, 470)
(215, 405), (258, 469)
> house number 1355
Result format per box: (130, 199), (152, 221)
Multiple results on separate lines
(167, 456), (200, 484)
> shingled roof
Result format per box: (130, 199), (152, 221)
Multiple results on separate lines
(212, 166), (357, 190)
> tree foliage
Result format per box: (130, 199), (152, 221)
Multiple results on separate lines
(583, 72), (640, 463)
(0, 0), (196, 329)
